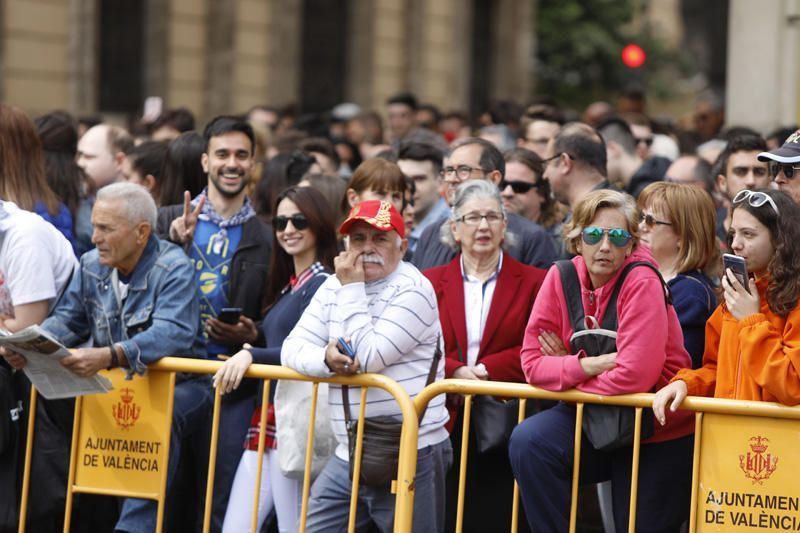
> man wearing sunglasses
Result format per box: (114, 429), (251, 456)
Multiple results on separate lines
(757, 128), (800, 204)
(157, 115), (273, 530)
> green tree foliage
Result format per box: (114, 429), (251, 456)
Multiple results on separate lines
(536, 0), (688, 107)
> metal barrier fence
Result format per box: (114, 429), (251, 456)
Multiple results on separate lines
(412, 379), (800, 533)
(17, 357), (421, 533)
(19, 366), (800, 533)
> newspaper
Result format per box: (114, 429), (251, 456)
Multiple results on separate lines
(0, 325), (112, 399)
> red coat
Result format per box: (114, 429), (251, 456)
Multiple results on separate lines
(424, 254), (546, 430)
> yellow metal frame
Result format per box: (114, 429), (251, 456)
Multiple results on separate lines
(18, 357), (421, 533)
(413, 378), (800, 533)
(148, 357), (421, 533)
(20, 363), (800, 533)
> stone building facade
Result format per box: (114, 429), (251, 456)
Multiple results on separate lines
(1, 0), (535, 122)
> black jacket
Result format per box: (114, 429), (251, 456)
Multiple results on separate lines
(156, 204), (273, 322)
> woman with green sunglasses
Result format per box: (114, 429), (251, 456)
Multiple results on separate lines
(509, 189), (695, 532)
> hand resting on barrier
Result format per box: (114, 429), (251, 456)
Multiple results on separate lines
(213, 346), (253, 394)
(452, 363), (488, 380)
(652, 379), (688, 426)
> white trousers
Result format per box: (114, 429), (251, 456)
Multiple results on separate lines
(221, 448), (303, 533)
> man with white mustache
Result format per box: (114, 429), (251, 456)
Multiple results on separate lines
(156, 115), (273, 530)
(283, 200), (451, 532)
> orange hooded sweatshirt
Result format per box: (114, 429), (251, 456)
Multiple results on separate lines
(673, 277), (800, 405)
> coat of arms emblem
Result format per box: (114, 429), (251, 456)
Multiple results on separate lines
(739, 436), (778, 485)
(112, 387), (141, 430)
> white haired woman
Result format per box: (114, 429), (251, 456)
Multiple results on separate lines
(424, 180), (546, 532)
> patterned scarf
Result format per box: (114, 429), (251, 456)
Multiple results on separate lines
(192, 188), (256, 251)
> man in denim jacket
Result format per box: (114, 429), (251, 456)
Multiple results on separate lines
(2, 182), (210, 533)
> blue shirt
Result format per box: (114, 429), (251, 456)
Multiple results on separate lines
(190, 218), (243, 356)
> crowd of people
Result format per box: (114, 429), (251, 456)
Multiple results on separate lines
(1, 87), (800, 533)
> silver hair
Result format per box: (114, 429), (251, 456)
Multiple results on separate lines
(440, 180), (517, 251)
(96, 182), (157, 228)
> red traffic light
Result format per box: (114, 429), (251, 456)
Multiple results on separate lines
(622, 44), (645, 68)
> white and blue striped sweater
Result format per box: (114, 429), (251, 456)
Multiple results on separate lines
(282, 261), (449, 460)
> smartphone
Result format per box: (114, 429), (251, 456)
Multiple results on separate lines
(217, 307), (243, 325)
(337, 337), (355, 360)
(722, 253), (750, 293)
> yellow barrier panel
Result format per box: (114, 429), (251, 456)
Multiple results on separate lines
(64, 368), (175, 533)
(693, 413), (800, 532)
(413, 379), (800, 533)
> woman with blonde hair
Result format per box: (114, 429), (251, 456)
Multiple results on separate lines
(638, 182), (718, 368)
(510, 189), (694, 532)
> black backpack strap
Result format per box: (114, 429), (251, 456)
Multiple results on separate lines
(602, 261), (671, 330)
(555, 260), (586, 333)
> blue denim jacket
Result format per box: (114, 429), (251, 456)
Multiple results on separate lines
(42, 235), (206, 375)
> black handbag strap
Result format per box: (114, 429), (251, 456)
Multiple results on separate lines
(555, 260), (586, 334)
(342, 335), (442, 425)
(603, 261), (671, 329)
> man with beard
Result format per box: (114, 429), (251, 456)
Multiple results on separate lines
(157, 115), (272, 531)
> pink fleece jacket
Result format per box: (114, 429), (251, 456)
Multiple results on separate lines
(521, 247), (694, 442)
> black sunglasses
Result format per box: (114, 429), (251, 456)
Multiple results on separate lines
(500, 180), (539, 194)
(768, 161), (800, 179)
(640, 212), (672, 228)
(273, 214), (309, 231)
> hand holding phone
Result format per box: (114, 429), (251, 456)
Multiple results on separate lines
(722, 254), (750, 294)
(325, 337), (359, 374)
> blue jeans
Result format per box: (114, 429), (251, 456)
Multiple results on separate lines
(305, 438), (452, 533)
(115, 377), (213, 533)
(508, 402), (693, 533)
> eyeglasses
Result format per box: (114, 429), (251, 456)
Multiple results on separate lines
(732, 190), (780, 216)
(768, 161), (800, 179)
(541, 153), (566, 165)
(458, 211), (505, 226)
(273, 214), (309, 231)
(525, 137), (550, 146)
(581, 227), (632, 247)
(640, 212), (672, 228)
(500, 179), (539, 194)
(440, 165), (484, 180)
(730, 165), (768, 178)
(635, 136), (654, 147)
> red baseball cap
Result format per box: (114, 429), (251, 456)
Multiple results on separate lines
(338, 200), (405, 238)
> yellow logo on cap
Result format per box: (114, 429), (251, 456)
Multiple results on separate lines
(353, 201), (393, 229)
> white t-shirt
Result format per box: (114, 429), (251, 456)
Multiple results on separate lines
(0, 201), (77, 311)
